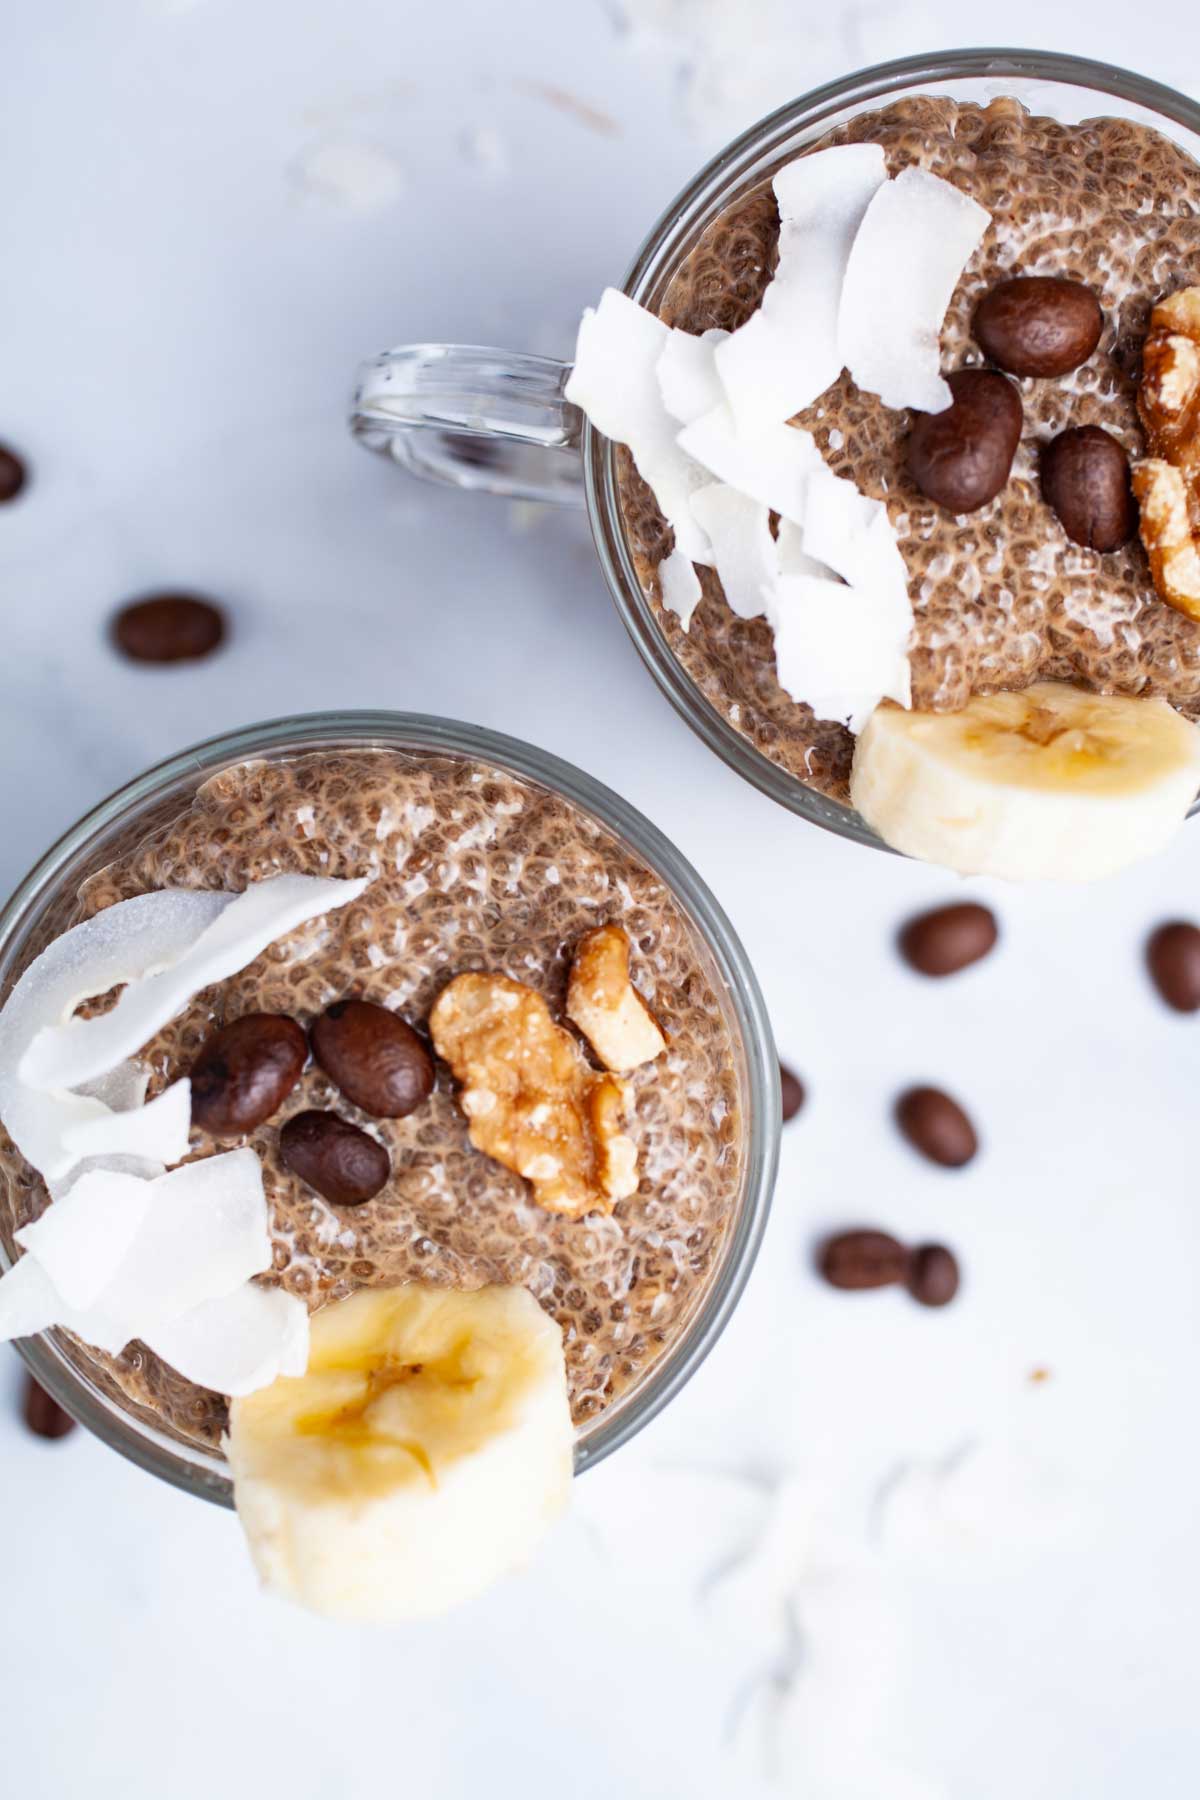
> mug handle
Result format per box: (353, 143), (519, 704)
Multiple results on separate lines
(349, 344), (585, 507)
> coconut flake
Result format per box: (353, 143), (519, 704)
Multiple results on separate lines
(769, 571), (912, 731)
(715, 144), (887, 434)
(565, 288), (713, 563)
(0, 889), (230, 1178)
(148, 1284), (309, 1397)
(690, 484), (775, 619)
(0, 1146), (273, 1364)
(99, 1149), (272, 1334)
(659, 548), (703, 630)
(22, 874), (368, 1093)
(656, 327), (729, 426)
(77, 1061), (150, 1113)
(60, 1078), (192, 1168)
(16, 1168), (153, 1309)
(677, 406), (822, 523)
(839, 166), (990, 413)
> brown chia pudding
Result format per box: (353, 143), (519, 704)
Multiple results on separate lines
(618, 95), (1200, 804)
(0, 750), (744, 1451)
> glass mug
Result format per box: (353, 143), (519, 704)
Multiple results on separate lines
(349, 48), (1200, 851)
(0, 713), (778, 1504)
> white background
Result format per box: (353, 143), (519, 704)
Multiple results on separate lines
(4, 4), (1200, 1796)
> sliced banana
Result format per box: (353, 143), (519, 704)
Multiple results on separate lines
(226, 1284), (573, 1623)
(850, 681), (1200, 880)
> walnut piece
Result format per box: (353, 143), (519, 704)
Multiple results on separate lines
(566, 924), (667, 1073)
(1135, 286), (1200, 620)
(429, 972), (637, 1219)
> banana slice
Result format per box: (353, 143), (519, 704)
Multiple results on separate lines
(226, 1284), (573, 1623)
(850, 682), (1200, 880)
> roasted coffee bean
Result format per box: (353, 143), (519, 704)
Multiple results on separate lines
(1040, 426), (1134, 551)
(311, 998), (435, 1118)
(0, 443), (28, 503)
(23, 1375), (77, 1440)
(895, 1086), (978, 1168)
(974, 276), (1103, 378)
(898, 902), (998, 977)
(907, 1243), (961, 1307)
(779, 1062), (806, 1122)
(1146, 921), (1200, 1013)
(906, 369), (1022, 513)
(817, 1229), (909, 1291)
(112, 593), (227, 664)
(279, 1109), (390, 1205)
(190, 1013), (308, 1136)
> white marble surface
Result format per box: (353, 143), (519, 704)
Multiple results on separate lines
(5, 4), (1200, 1797)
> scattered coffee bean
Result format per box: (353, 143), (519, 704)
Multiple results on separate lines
(279, 1109), (390, 1205)
(189, 1013), (308, 1137)
(0, 443), (28, 503)
(779, 1062), (806, 1122)
(974, 276), (1103, 378)
(22, 1374), (77, 1440)
(1041, 426), (1134, 551)
(906, 369), (1023, 513)
(818, 1229), (909, 1291)
(898, 902), (998, 977)
(311, 998), (435, 1118)
(895, 1086), (978, 1168)
(1146, 921), (1200, 1013)
(111, 593), (227, 664)
(906, 1243), (961, 1308)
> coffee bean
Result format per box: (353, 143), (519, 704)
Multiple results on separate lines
(1041, 426), (1134, 551)
(22, 1374), (77, 1439)
(907, 1243), (961, 1307)
(974, 276), (1103, 378)
(817, 1229), (909, 1290)
(898, 902), (998, 977)
(112, 593), (226, 664)
(906, 369), (1022, 513)
(1146, 921), (1200, 1012)
(311, 998), (435, 1118)
(779, 1062), (806, 1122)
(895, 1086), (978, 1168)
(190, 1013), (308, 1137)
(279, 1109), (390, 1205)
(0, 443), (28, 503)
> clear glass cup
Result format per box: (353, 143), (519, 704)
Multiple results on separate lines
(349, 48), (1200, 851)
(0, 713), (778, 1506)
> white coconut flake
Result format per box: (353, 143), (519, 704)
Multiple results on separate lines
(677, 405), (822, 524)
(16, 1168), (153, 1310)
(839, 166), (990, 413)
(769, 571), (911, 731)
(656, 326), (728, 426)
(77, 1061), (150, 1113)
(565, 288), (713, 563)
(100, 1149), (272, 1334)
(0, 1147), (273, 1363)
(0, 889), (230, 1179)
(715, 144), (886, 434)
(775, 516), (835, 582)
(148, 1283), (309, 1397)
(22, 875), (368, 1093)
(60, 1077), (192, 1168)
(659, 547), (703, 630)
(690, 484), (774, 619)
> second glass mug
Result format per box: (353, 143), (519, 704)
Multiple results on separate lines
(349, 47), (1200, 851)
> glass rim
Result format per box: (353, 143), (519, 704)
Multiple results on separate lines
(584, 47), (1200, 848)
(0, 711), (779, 1505)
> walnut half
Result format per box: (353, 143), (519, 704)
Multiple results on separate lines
(1135, 286), (1200, 620)
(429, 972), (638, 1220)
